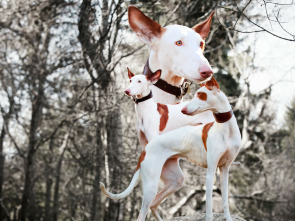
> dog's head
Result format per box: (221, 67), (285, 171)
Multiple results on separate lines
(181, 77), (229, 115)
(128, 6), (214, 83)
(125, 68), (161, 97)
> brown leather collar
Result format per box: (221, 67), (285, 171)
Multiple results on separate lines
(143, 59), (191, 99)
(134, 91), (153, 104)
(213, 109), (233, 123)
(154, 78), (182, 98)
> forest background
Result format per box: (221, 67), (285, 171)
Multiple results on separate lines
(0, 0), (294, 221)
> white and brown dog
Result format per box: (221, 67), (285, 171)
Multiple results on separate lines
(101, 77), (241, 221)
(128, 5), (214, 104)
(124, 68), (214, 148)
(119, 6), (216, 219)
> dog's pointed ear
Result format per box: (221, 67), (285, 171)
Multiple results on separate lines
(205, 77), (220, 91)
(192, 11), (215, 39)
(128, 5), (163, 44)
(127, 67), (135, 79)
(146, 70), (161, 84)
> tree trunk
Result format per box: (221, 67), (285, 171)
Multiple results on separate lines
(78, 1), (126, 219)
(0, 126), (6, 221)
(104, 92), (123, 221)
(19, 79), (45, 221)
(90, 122), (103, 221)
(0, 90), (16, 221)
(52, 133), (69, 221)
(44, 171), (53, 221)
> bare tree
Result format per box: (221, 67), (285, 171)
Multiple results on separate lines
(0, 1), (293, 220)
(78, 0), (139, 220)
(215, 0), (295, 41)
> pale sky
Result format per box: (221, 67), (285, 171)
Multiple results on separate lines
(245, 2), (295, 125)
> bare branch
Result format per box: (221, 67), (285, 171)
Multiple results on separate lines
(216, 1), (295, 41)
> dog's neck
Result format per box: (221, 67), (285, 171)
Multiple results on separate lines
(145, 54), (184, 104)
(134, 90), (155, 121)
(135, 89), (151, 101)
(213, 109), (233, 123)
(211, 100), (240, 139)
(148, 54), (183, 86)
(133, 90), (155, 117)
(213, 102), (232, 117)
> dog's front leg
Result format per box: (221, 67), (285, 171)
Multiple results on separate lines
(205, 162), (218, 221)
(220, 165), (232, 221)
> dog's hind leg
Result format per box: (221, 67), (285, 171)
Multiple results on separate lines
(137, 158), (163, 221)
(150, 158), (184, 221)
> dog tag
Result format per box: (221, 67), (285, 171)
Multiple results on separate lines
(187, 85), (191, 93)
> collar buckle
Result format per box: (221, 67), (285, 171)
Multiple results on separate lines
(177, 80), (192, 100)
(132, 95), (137, 103)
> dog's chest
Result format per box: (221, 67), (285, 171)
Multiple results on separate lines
(136, 106), (161, 140)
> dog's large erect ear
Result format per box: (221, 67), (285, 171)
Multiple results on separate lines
(128, 5), (163, 44)
(204, 76), (220, 91)
(146, 70), (161, 84)
(192, 11), (215, 39)
(127, 67), (135, 79)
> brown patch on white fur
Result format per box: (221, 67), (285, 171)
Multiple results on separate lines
(202, 122), (214, 151)
(201, 77), (220, 91)
(170, 74), (183, 86)
(197, 92), (207, 101)
(157, 103), (169, 131)
(135, 150), (146, 171)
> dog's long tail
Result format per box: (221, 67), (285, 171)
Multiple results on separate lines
(100, 169), (140, 200)
(100, 150), (146, 200)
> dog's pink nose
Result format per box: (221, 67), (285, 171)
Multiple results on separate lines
(181, 107), (187, 114)
(125, 89), (131, 96)
(199, 65), (213, 79)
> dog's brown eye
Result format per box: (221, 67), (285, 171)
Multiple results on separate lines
(138, 80), (141, 83)
(200, 41), (205, 50)
(175, 40), (182, 46)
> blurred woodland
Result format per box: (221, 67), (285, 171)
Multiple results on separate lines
(0, 0), (294, 221)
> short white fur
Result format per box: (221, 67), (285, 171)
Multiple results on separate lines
(101, 82), (241, 221)
(125, 71), (214, 147)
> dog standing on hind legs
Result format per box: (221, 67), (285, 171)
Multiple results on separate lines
(101, 77), (242, 221)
